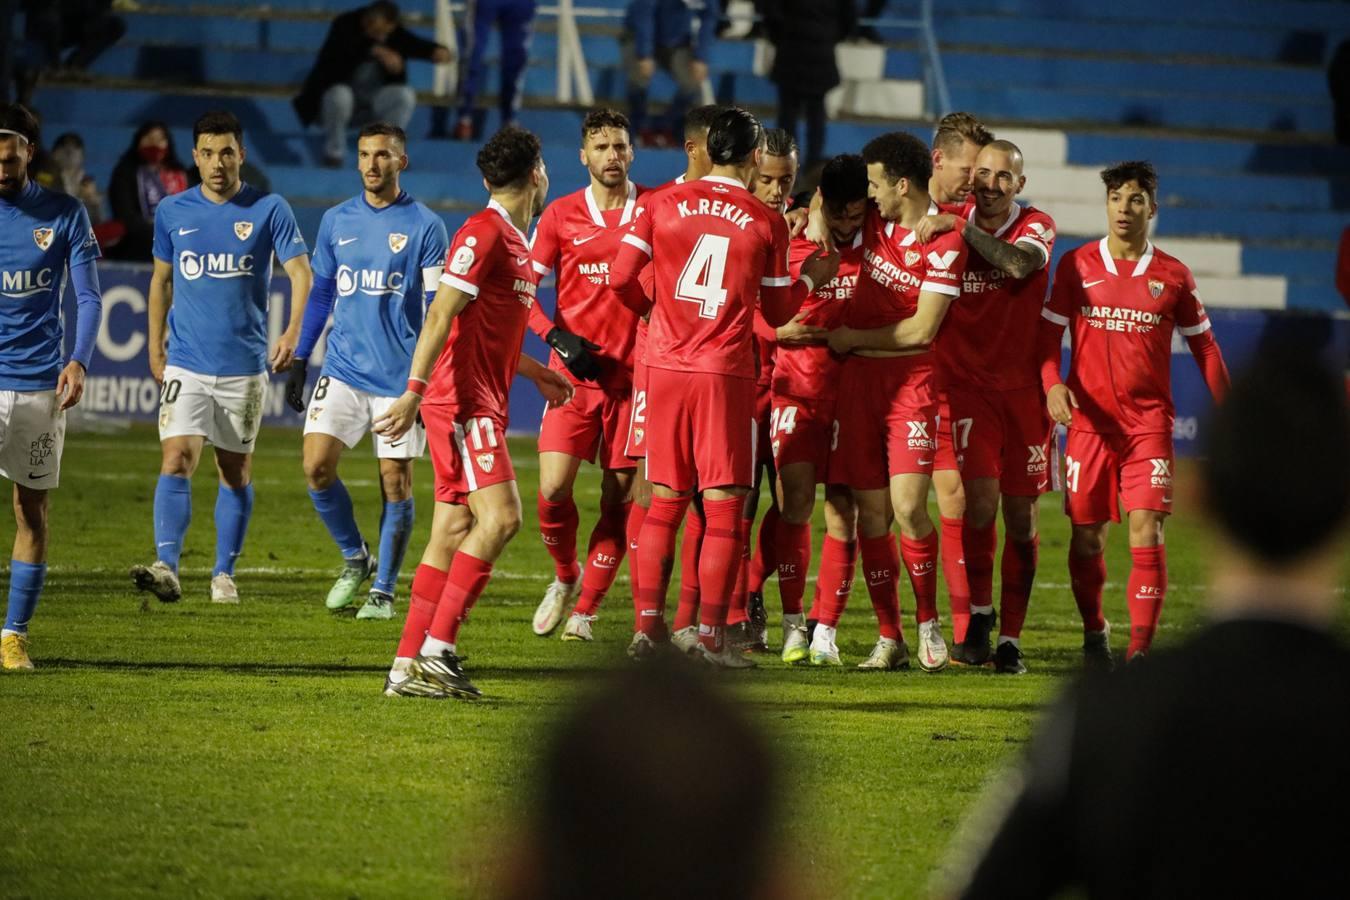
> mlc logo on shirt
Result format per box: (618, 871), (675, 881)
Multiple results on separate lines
(1, 268), (54, 297)
(179, 251), (254, 280)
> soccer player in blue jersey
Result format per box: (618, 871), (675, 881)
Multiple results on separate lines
(0, 104), (103, 670)
(284, 122), (449, 619)
(130, 110), (313, 605)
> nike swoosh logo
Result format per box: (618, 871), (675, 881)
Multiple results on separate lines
(572, 234), (598, 246)
(240, 437), (254, 444)
(27, 472), (50, 479)
(1082, 279), (1104, 288)
(917, 459), (933, 466)
(516, 256), (530, 266)
(388, 440), (405, 448)
(338, 237), (359, 246)
(178, 228), (199, 236)
(157, 542), (175, 548)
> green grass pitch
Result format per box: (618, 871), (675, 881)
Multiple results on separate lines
(1, 424), (1218, 898)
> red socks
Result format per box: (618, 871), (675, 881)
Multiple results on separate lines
(999, 535), (1039, 640)
(900, 530), (939, 625)
(941, 515), (971, 643)
(537, 494), (580, 583)
(625, 501), (646, 628)
(775, 518), (812, 616)
(859, 533), (902, 641)
(748, 504), (780, 593)
(397, 563), (448, 658)
(1069, 550), (1107, 633)
(1127, 545), (1167, 659)
(573, 501), (631, 616)
(963, 520), (997, 611)
(674, 506), (704, 631)
(698, 497), (745, 651)
(813, 535), (856, 628)
(636, 495), (687, 639)
(427, 551), (494, 645)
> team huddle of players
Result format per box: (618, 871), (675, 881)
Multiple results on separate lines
(0, 100), (1229, 699)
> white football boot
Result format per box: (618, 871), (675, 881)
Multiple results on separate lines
(532, 570), (582, 636)
(916, 619), (949, 672)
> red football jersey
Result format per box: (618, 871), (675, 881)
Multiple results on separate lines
(1044, 239), (1212, 435)
(530, 181), (647, 391)
(847, 202), (966, 330)
(939, 203), (1056, 391)
(773, 231), (864, 401)
(619, 175), (794, 379)
(428, 201), (540, 416)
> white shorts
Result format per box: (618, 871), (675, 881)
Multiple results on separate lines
(159, 365), (268, 454)
(0, 389), (66, 489)
(302, 374), (426, 460)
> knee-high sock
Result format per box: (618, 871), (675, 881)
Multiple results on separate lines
(900, 530), (939, 625)
(153, 474), (192, 571)
(213, 483), (254, 577)
(424, 551), (494, 648)
(625, 501), (647, 629)
(373, 498), (415, 596)
(574, 501), (631, 616)
(748, 504), (780, 593)
(813, 536), (856, 628)
(1126, 545), (1167, 659)
(3, 560), (46, 635)
(859, 533), (902, 641)
(635, 496), (688, 639)
(963, 521), (997, 613)
(1069, 551), (1107, 633)
(728, 508), (753, 625)
(941, 515), (970, 642)
(999, 535), (1039, 641)
(537, 494), (581, 583)
(309, 479), (365, 560)
(396, 563), (448, 659)
(775, 518), (812, 616)
(698, 497), (745, 651)
(674, 505), (704, 632)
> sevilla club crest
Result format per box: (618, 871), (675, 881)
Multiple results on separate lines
(476, 452), (496, 473)
(904, 250), (921, 268)
(1148, 279), (1164, 299)
(33, 227), (53, 251)
(389, 233), (408, 254)
(234, 221), (254, 241)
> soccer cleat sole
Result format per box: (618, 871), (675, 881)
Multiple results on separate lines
(382, 676), (449, 699)
(130, 565), (181, 603)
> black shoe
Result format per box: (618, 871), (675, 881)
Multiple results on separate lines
(1083, 624), (1115, 673)
(959, 610), (996, 665)
(725, 620), (754, 652)
(994, 641), (1027, 675)
(412, 650), (482, 700)
(806, 617), (819, 644)
(747, 591), (769, 651)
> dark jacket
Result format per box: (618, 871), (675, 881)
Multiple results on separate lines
(761, 0), (855, 96)
(293, 6), (443, 126)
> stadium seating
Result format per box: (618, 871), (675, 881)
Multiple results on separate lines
(27, 0), (1350, 311)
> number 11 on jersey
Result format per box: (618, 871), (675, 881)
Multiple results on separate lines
(675, 233), (730, 319)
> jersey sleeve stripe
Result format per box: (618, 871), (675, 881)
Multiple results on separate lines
(1041, 307), (1070, 326)
(1014, 236), (1050, 267)
(621, 233), (653, 257)
(421, 266), (444, 286)
(440, 273), (480, 297)
(531, 260), (550, 276)
(760, 275), (792, 287)
(1177, 319), (1212, 337)
(920, 280), (961, 297)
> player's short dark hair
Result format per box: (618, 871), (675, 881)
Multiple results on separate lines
(364, 0), (400, 22)
(192, 110), (243, 147)
(476, 125), (542, 189)
(933, 111), (994, 154)
(1100, 160), (1158, 205)
(683, 103), (723, 139)
(1204, 349), (1349, 564)
(862, 131), (932, 186)
(0, 103), (40, 145)
(818, 153), (868, 212)
(707, 107), (763, 166)
(357, 122), (406, 146)
(762, 127), (797, 159)
(580, 107), (630, 146)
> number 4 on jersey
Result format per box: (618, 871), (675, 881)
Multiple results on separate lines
(675, 233), (730, 319)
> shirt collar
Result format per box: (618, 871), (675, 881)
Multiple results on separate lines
(585, 180), (638, 227)
(891, 200), (940, 246)
(1097, 236), (1154, 277)
(991, 202), (1021, 238)
(488, 198), (529, 244)
(701, 174), (746, 189)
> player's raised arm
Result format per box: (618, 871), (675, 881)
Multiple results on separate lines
(760, 214), (837, 327)
(372, 279), (475, 439)
(1176, 272), (1230, 403)
(611, 203), (654, 316)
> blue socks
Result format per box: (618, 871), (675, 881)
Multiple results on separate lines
(4, 560), (46, 635)
(309, 480), (366, 560)
(153, 474), (193, 570)
(213, 483), (255, 577)
(374, 498), (415, 596)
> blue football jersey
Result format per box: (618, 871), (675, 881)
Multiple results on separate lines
(152, 184), (308, 377)
(311, 192), (449, 397)
(0, 181), (100, 390)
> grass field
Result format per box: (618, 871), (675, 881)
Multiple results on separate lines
(2, 423), (1221, 898)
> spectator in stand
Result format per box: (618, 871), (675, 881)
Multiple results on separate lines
(452, 0), (538, 141)
(293, 1), (453, 167)
(761, 0), (854, 167)
(623, 0), (718, 148)
(22, 0), (126, 75)
(105, 122), (189, 262)
(50, 132), (105, 225)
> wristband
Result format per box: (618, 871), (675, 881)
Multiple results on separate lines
(406, 377), (427, 396)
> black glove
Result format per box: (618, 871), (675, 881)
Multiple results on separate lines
(545, 327), (603, 381)
(285, 358), (309, 412)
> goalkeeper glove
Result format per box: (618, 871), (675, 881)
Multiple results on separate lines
(285, 359), (309, 413)
(545, 327), (602, 381)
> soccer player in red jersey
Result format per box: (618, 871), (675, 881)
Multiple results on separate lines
(819, 132), (968, 672)
(1038, 160), (1229, 666)
(612, 107), (838, 667)
(771, 153), (868, 666)
(373, 128), (573, 699)
(523, 108), (649, 643)
(916, 140), (1058, 674)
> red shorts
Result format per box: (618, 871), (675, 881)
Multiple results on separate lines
(934, 394), (959, 472)
(421, 404), (515, 505)
(645, 367), (757, 493)
(538, 383), (635, 470)
(1063, 429), (1174, 524)
(769, 391), (836, 473)
(828, 353), (939, 490)
(941, 384), (1054, 496)
(755, 380), (774, 466)
(624, 357), (648, 460)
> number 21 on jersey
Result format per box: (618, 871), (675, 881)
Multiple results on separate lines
(675, 234), (730, 319)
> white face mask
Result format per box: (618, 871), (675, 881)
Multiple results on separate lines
(53, 146), (84, 173)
